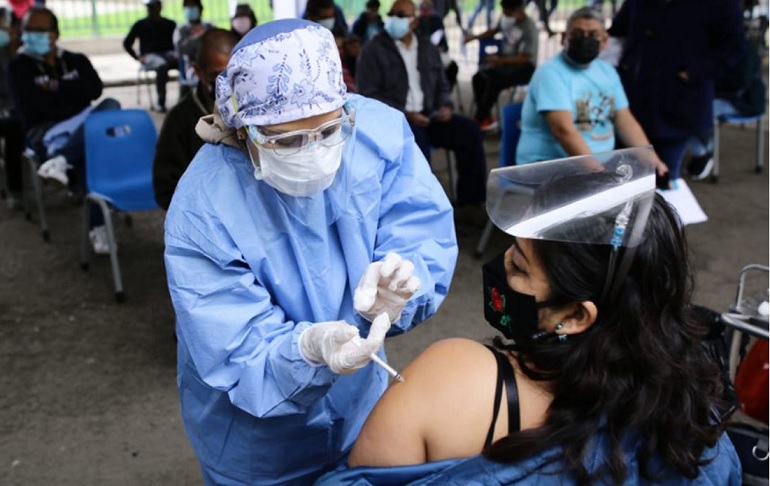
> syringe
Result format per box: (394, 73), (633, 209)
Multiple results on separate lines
(369, 353), (405, 382)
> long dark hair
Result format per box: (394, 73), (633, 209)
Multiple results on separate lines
(484, 194), (726, 484)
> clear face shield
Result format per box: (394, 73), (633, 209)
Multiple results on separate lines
(486, 147), (658, 302)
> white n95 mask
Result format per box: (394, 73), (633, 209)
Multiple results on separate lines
(247, 133), (345, 197)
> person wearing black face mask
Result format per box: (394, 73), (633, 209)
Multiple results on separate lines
(152, 28), (237, 210)
(314, 148), (739, 485)
(516, 7), (669, 186)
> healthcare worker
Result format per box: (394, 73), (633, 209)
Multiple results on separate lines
(163, 18), (458, 485)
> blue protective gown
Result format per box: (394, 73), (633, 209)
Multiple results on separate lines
(164, 94), (458, 485)
(315, 430), (740, 485)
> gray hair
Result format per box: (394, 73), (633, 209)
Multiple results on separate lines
(566, 7), (606, 32)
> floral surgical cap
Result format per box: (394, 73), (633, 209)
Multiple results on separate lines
(216, 18), (348, 129)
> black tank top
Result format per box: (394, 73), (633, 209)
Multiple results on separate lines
(483, 345), (521, 449)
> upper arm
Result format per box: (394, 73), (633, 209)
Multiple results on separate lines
(348, 338), (498, 467)
(544, 110), (577, 136)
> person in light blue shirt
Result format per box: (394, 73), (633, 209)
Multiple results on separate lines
(164, 18), (458, 485)
(516, 7), (667, 178)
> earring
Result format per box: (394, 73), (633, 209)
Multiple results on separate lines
(554, 322), (567, 342)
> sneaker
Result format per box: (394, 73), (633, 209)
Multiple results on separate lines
(88, 225), (114, 256)
(37, 155), (71, 185)
(688, 153), (714, 181)
(478, 117), (499, 133)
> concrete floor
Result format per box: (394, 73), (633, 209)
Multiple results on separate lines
(0, 79), (767, 485)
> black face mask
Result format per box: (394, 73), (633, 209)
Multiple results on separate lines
(482, 251), (552, 343)
(565, 36), (600, 66)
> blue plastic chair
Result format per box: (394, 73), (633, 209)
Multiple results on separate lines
(478, 37), (503, 65)
(711, 113), (766, 182)
(80, 109), (159, 302)
(475, 102), (523, 257)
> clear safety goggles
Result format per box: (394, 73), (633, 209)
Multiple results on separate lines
(245, 105), (355, 156)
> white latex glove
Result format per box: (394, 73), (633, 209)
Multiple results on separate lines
(298, 313), (391, 374)
(354, 252), (421, 323)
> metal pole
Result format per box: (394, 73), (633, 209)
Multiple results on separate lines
(90, 0), (99, 36)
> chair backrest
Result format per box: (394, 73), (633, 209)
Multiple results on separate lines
(499, 102), (523, 168)
(478, 37), (503, 66)
(84, 109), (159, 212)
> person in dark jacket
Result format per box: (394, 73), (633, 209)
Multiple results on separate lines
(153, 28), (237, 210)
(415, 0), (459, 91)
(123, 0), (177, 112)
(609, 0), (745, 179)
(357, 0), (487, 210)
(686, 35), (767, 180)
(8, 6), (120, 253)
(304, 0), (349, 38)
(230, 3), (257, 40)
(0, 6), (24, 209)
(351, 0), (384, 43)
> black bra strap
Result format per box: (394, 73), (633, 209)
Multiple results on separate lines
(499, 349), (520, 434)
(483, 345), (504, 449)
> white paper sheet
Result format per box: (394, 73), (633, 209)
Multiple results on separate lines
(658, 178), (708, 225)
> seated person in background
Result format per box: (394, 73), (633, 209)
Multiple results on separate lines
(464, 0), (538, 133)
(357, 0), (487, 215)
(415, 0), (459, 92)
(335, 34), (361, 93)
(316, 150), (740, 485)
(153, 28), (237, 211)
(516, 7), (667, 179)
(8, 6), (121, 253)
(0, 6), (25, 209)
(173, 0), (212, 98)
(230, 3), (257, 40)
(686, 35), (767, 180)
(304, 0), (349, 37)
(123, 0), (177, 113)
(352, 0), (383, 43)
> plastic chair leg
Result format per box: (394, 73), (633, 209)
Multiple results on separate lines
(712, 117), (721, 183)
(474, 219), (496, 258)
(755, 116), (765, 173)
(445, 150), (457, 203)
(93, 197), (125, 300)
(22, 153), (50, 241)
(80, 199), (92, 271)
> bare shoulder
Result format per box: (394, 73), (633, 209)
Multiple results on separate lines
(348, 338), (499, 467)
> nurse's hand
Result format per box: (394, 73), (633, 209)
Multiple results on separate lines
(354, 252), (421, 323)
(298, 314), (391, 374)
